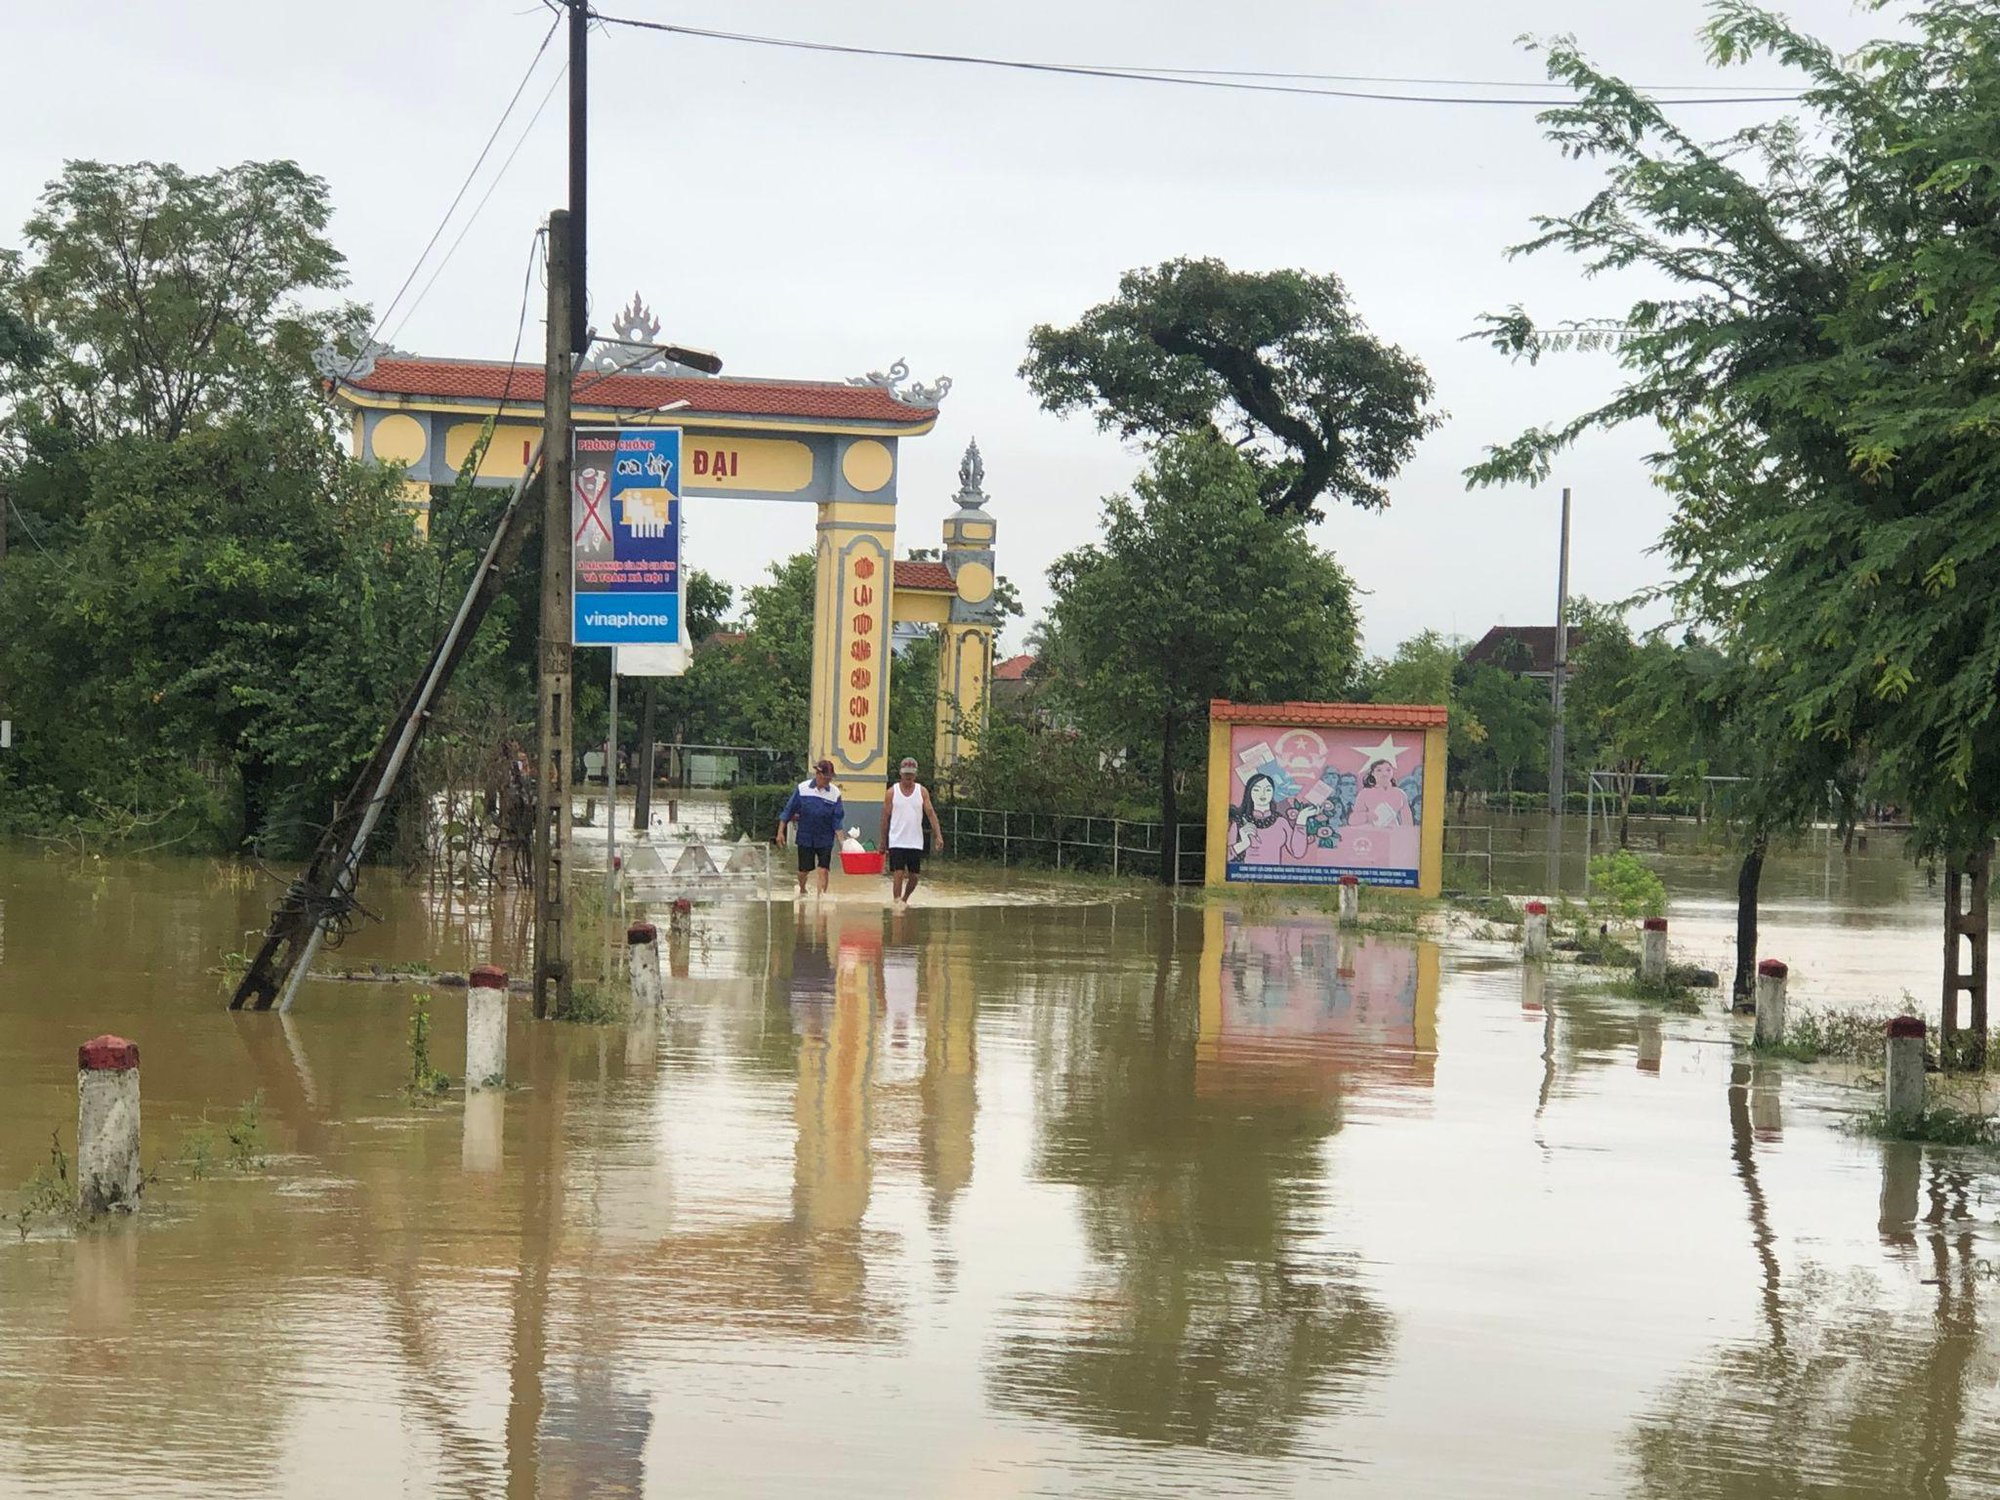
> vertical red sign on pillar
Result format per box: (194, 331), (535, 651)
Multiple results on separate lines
(845, 556), (879, 751)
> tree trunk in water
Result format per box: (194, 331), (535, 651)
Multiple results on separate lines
(1158, 715), (1179, 887)
(1617, 771), (1634, 850)
(1732, 835), (1766, 1008)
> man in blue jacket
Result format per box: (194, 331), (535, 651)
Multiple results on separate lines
(775, 759), (845, 898)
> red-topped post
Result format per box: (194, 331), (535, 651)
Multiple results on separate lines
(1754, 959), (1789, 1047)
(628, 920), (663, 1011)
(1885, 1015), (1927, 1119)
(1338, 873), (1359, 925)
(466, 966), (508, 1090)
(1523, 899), (1550, 961)
(77, 1035), (141, 1214)
(1640, 916), (1669, 987)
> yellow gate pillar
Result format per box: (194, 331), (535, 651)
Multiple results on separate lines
(810, 438), (902, 785)
(933, 441), (1000, 777)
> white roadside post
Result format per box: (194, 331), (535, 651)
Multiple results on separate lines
(1885, 1015), (1927, 1120)
(77, 1035), (141, 1214)
(466, 965), (509, 1090)
(1753, 959), (1789, 1047)
(628, 921), (663, 1010)
(1338, 874), (1359, 925)
(1523, 900), (1550, 961)
(1639, 917), (1669, 987)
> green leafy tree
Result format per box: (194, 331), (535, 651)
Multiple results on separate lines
(0, 413), (444, 852)
(1359, 631), (1484, 798)
(3, 160), (362, 443)
(1467, 1), (2000, 1049)
(1024, 258), (1442, 518)
(1363, 631), (1552, 803)
(1043, 433), (1360, 881)
(888, 628), (939, 780)
(678, 554), (816, 753)
(1455, 659), (1550, 799)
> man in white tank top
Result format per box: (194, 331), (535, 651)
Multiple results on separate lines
(880, 756), (945, 905)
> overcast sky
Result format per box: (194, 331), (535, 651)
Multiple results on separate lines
(0, 0), (1887, 655)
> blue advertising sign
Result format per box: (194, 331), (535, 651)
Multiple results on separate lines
(572, 428), (682, 646)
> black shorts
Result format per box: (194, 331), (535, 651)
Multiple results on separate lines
(796, 844), (833, 873)
(888, 848), (923, 874)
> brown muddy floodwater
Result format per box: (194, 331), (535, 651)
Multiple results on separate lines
(2, 839), (1999, 1497)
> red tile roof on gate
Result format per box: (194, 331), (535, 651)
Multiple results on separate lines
(893, 560), (956, 592)
(993, 652), (1036, 682)
(1209, 700), (1448, 728)
(334, 356), (939, 426)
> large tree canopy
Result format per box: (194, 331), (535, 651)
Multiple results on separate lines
(2, 158), (360, 443)
(1023, 258), (1441, 519)
(1468, 0), (2000, 864)
(1042, 433), (1359, 877)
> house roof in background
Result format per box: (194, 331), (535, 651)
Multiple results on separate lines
(993, 652), (1036, 682)
(1463, 625), (1584, 675)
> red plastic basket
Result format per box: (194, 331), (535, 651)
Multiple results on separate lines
(839, 850), (883, 876)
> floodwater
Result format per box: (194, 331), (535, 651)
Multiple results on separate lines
(2, 838), (1999, 1497)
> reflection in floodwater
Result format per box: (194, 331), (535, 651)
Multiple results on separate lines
(10, 847), (2000, 1495)
(1632, 1102), (2000, 1495)
(987, 909), (1433, 1458)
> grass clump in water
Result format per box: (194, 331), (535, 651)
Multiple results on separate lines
(403, 994), (451, 1102)
(1858, 1105), (2000, 1149)
(9, 1132), (79, 1239)
(1752, 1007), (1912, 1064)
(1597, 972), (1704, 1016)
(177, 1093), (268, 1177)
(554, 980), (624, 1025)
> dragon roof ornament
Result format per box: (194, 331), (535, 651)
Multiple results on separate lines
(848, 358), (951, 409)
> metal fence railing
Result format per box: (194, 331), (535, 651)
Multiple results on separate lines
(583, 742), (800, 792)
(945, 805), (1209, 884)
(1443, 823), (1494, 894)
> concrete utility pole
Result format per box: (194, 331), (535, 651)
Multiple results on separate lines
(567, 0), (588, 357)
(632, 681), (658, 833)
(1547, 485), (1572, 894)
(533, 209), (576, 1021)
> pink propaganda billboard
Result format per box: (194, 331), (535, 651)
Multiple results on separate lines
(1225, 723), (1425, 887)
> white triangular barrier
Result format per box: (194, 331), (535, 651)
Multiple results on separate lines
(725, 835), (761, 873)
(672, 842), (718, 876)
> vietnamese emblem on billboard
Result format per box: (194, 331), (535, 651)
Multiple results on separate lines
(1225, 723), (1426, 886)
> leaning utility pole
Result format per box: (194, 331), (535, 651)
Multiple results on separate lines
(533, 210), (576, 1021)
(1547, 485), (1573, 894)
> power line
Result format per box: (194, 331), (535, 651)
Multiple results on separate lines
(386, 60), (569, 347)
(586, 11), (1806, 108)
(345, 14), (562, 373)
(1092, 64), (1793, 93)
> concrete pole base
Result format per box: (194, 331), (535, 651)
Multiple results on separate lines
(1754, 960), (1789, 1047)
(77, 1036), (141, 1215)
(466, 966), (509, 1090)
(628, 922), (664, 1010)
(1639, 919), (1669, 986)
(1523, 901), (1549, 961)
(1885, 1016), (1927, 1119)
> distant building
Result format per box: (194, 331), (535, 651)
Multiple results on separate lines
(991, 652), (1037, 703)
(1463, 626), (1585, 682)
